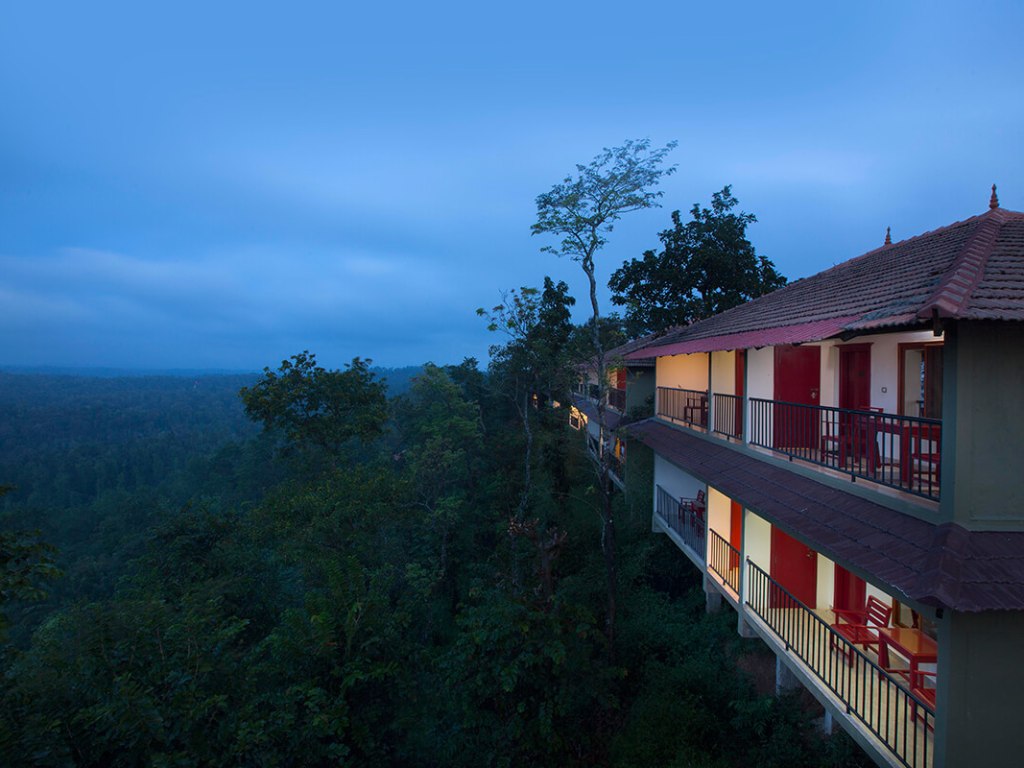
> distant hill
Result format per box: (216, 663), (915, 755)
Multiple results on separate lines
(372, 365), (423, 396)
(0, 364), (425, 395)
(0, 365), (259, 378)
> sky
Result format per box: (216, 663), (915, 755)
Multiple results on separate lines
(2, 1), (1022, 371)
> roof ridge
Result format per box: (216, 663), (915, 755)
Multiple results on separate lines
(656, 208), (1010, 333)
(916, 209), (1007, 320)
(811, 209), (992, 278)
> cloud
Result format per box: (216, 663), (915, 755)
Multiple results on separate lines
(0, 242), (479, 368)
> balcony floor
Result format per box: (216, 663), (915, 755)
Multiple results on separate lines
(749, 607), (935, 768)
(746, 442), (941, 504)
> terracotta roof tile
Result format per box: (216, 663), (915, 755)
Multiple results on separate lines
(628, 208), (1024, 357)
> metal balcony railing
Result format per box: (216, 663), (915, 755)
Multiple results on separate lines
(748, 399), (942, 501)
(707, 529), (740, 594)
(746, 561), (935, 768)
(712, 392), (742, 439)
(657, 387), (708, 429)
(655, 485), (705, 560)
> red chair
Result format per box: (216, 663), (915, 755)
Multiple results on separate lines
(910, 423), (941, 487)
(851, 407), (883, 474)
(821, 406), (882, 471)
(895, 667), (936, 727)
(830, 595), (892, 663)
(678, 490), (706, 537)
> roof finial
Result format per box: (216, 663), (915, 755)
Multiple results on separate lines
(990, 184), (999, 209)
(884, 226), (892, 246)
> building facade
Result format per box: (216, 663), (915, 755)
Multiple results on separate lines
(618, 197), (1024, 767)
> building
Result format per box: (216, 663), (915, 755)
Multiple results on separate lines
(618, 191), (1024, 768)
(569, 335), (657, 489)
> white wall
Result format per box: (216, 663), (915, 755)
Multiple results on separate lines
(865, 581), (893, 611)
(746, 347), (774, 400)
(817, 553), (836, 609)
(656, 353), (709, 391)
(816, 341), (837, 409)
(817, 330), (940, 411)
(653, 454), (704, 501)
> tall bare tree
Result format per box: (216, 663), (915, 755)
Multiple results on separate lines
(532, 139), (676, 645)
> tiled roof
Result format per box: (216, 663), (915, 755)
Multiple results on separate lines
(606, 333), (659, 367)
(571, 394), (622, 431)
(628, 419), (1024, 612)
(626, 207), (1024, 358)
(628, 316), (860, 359)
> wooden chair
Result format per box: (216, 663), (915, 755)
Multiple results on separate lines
(830, 595), (893, 663)
(910, 424), (941, 486)
(692, 490), (706, 539)
(684, 395), (708, 428)
(851, 407), (883, 474)
(678, 490), (706, 536)
(821, 406), (882, 471)
(820, 414), (844, 466)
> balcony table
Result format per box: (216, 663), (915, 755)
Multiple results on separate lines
(877, 626), (938, 681)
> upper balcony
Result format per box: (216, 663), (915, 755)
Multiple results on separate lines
(576, 369), (628, 414)
(651, 331), (944, 503)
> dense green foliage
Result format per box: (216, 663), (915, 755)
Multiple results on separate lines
(609, 186), (788, 337)
(0, 366), (869, 767)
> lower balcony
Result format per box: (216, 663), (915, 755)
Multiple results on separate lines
(707, 528), (740, 598)
(745, 561), (936, 768)
(654, 484), (705, 565)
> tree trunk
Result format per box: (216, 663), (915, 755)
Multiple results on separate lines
(583, 249), (616, 652)
(517, 387), (533, 522)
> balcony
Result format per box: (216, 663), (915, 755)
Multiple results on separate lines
(657, 387), (708, 429)
(748, 400), (941, 501)
(746, 561), (935, 768)
(608, 386), (626, 412)
(655, 484), (705, 562)
(655, 387), (941, 502)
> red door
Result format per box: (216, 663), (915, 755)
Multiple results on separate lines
(729, 501), (743, 569)
(770, 526), (817, 608)
(773, 346), (821, 450)
(833, 564), (866, 611)
(839, 345), (871, 410)
(838, 344), (877, 468)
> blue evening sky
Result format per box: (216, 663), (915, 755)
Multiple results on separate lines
(2, 1), (1022, 371)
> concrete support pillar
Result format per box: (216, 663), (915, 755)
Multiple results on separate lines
(819, 710), (834, 735)
(703, 576), (723, 614)
(737, 611), (757, 639)
(775, 656), (800, 696)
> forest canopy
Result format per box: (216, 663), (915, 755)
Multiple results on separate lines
(0, 355), (866, 767)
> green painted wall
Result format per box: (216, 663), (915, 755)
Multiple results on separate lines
(625, 366), (655, 420)
(947, 321), (1024, 528)
(936, 609), (1024, 766)
(624, 439), (654, 527)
